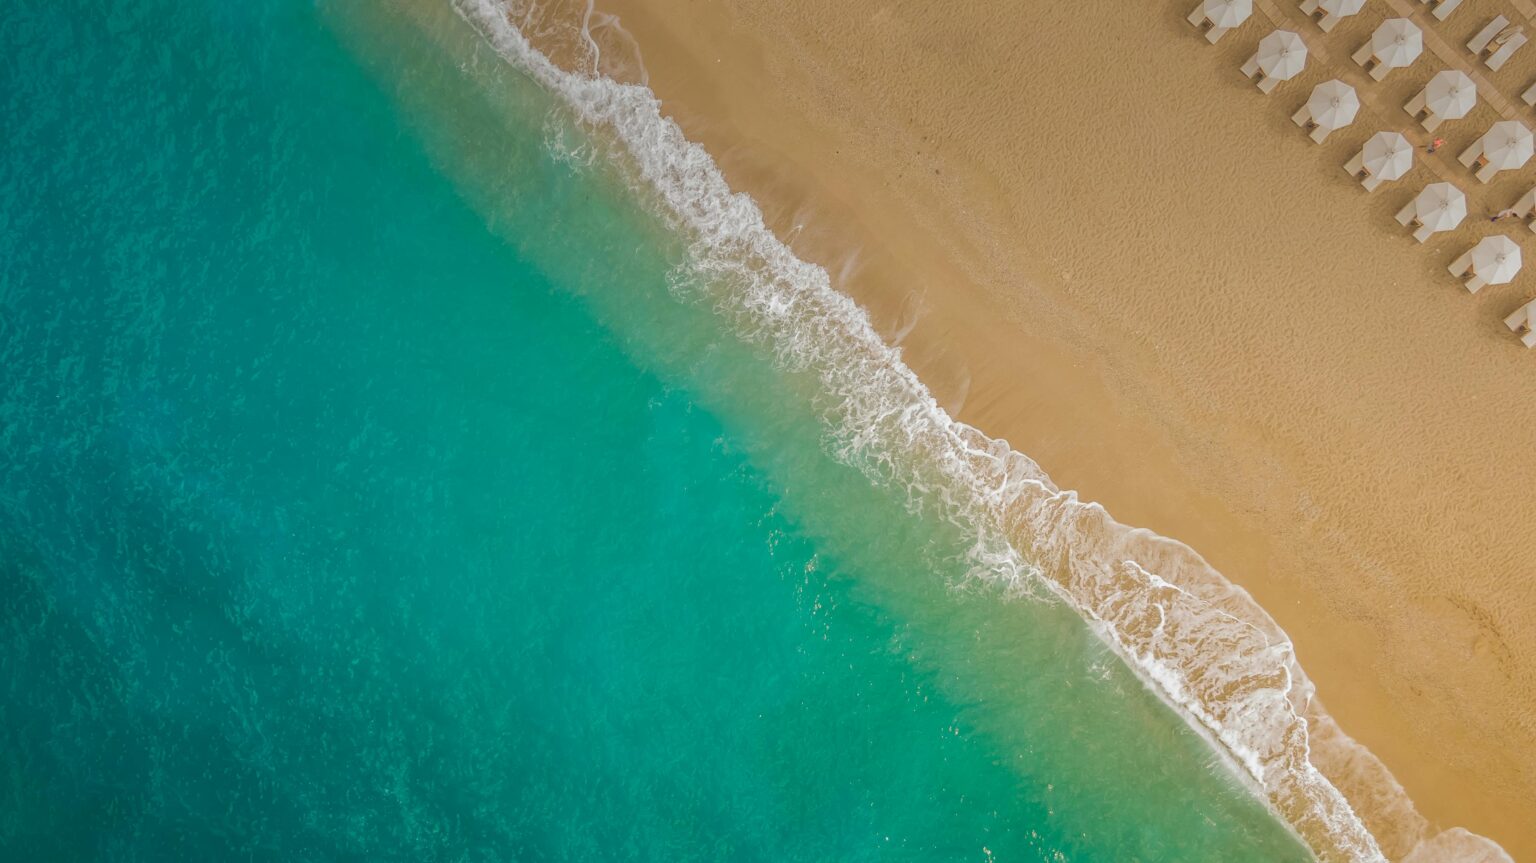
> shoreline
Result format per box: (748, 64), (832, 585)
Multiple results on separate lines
(489, 0), (1534, 858)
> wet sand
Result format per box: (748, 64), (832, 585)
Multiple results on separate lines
(516, 0), (1536, 857)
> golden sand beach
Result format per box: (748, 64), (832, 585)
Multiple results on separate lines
(513, 0), (1536, 857)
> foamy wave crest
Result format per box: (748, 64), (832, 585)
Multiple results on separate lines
(450, 2), (1512, 861)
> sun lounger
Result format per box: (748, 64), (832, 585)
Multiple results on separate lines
(1429, 0), (1463, 21)
(1487, 33), (1528, 70)
(1394, 203), (1450, 243)
(1299, 0), (1356, 32)
(1457, 140), (1497, 183)
(1345, 151), (1388, 190)
(1203, 24), (1237, 44)
(1364, 58), (1398, 83)
(1524, 81), (1536, 107)
(1405, 90), (1452, 132)
(1469, 16), (1508, 56)
(1516, 188), (1536, 232)
(1504, 300), (1536, 348)
(1448, 250), (1486, 292)
(1507, 302), (1536, 347)
(1394, 201), (1442, 243)
(1188, 3), (1246, 44)
(1352, 42), (1397, 81)
(1292, 108), (1335, 143)
(1241, 51), (1285, 94)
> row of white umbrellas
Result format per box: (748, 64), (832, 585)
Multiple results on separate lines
(1256, 21), (1425, 86)
(1242, 34), (1527, 166)
(1404, 187), (1521, 285)
(1201, 1), (1526, 286)
(1202, 0), (1372, 29)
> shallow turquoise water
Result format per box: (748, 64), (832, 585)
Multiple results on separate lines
(0, 1), (1313, 860)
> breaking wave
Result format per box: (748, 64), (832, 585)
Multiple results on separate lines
(449, 2), (1512, 861)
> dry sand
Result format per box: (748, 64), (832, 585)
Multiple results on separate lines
(513, 0), (1536, 857)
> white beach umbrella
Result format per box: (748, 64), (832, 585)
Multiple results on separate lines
(1412, 183), (1468, 232)
(1470, 236), (1522, 285)
(1371, 19), (1423, 67)
(1202, 0), (1252, 28)
(1306, 80), (1359, 130)
(1319, 0), (1366, 16)
(1257, 30), (1308, 81)
(1425, 71), (1477, 120)
(1362, 131), (1413, 181)
(1480, 121), (1535, 171)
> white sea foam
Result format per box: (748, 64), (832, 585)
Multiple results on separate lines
(449, 2), (1514, 860)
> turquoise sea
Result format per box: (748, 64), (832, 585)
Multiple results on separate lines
(1, 1), (1315, 860)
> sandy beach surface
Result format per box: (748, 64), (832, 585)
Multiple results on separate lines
(511, 0), (1536, 857)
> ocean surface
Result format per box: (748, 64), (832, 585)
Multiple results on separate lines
(1, 0), (1319, 860)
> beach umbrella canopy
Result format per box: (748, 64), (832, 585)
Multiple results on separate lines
(1470, 236), (1522, 285)
(1257, 30), (1308, 81)
(1425, 70), (1477, 120)
(1480, 121), (1535, 171)
(1202, 0), (1252, 28)
(1362, 131), (1413, 181)
(1306, 80), (1359, 130)
(1371, 18), (1423, 67)
(1319, 0), (1366, 16)
(1412, 183), (1467, 232)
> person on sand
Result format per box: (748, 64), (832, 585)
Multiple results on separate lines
(1427, 138), (1445, 154)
